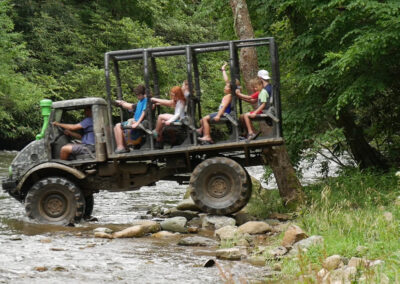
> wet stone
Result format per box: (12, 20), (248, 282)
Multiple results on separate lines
(238, 221), (272, 235)
(178, 236), (218, 247)
(9, 235), (22, 241)
(202, 215), (236, 230)
(176, 198), (200, 211)
(94, 227), (113, 234)
(169, 210), (199, 221)
(160, 217), (188, 233)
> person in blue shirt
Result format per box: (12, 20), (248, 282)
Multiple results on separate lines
(113, 84), (148, 153)
(52, 107), (94, 160)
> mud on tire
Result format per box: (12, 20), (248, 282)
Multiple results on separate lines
(190, 157), (252, 215)
(25, 177), (85, 225)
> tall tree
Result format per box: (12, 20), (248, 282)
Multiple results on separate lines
(229, 0), (304, 207)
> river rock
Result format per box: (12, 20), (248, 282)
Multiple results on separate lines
(169, 210), (199, 221)
(269, 246), (287, 258)
(214, 225), (239, 241)
(94, 232), (113, 239)
(369, 259), (384, 267)
(94, 227), (113, 234)
(160, 217), (188, 233)
(246, 256), (266, 266)
(281, 225), (308, 247)
(178, 236), (218, 247)
(148, 205), (163, 217)
(176, 197), (199, 211)
(269, 212), (292, 221)
(238, 221), (272, 234)
(187, 217), (202, 228)
(152, 231), (176, 238)
(34, 266), (48, 272)
(348, 257), (368, 268)
(202, 215), (236, 230)
(130, 220), (161, 233)
(323, 255), (343, 270)
(216, 248), (244, 260)
(234, 212), (257, 226)
(327, 266), (357, 283)
(113, 225), (146, 238)
(356, 245), (368, 256)
(288, 235), (324, 256)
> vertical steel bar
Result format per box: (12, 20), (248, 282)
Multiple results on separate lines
(185, 46), (196, 145)
(104, 53), (116, 153)
(113, 60), (124, 122)
(143, 49), (154, 149)
(229, 41), (239, 142)
(233, 46), (243, 114)
(151, 56), (161, 115)
(269, 38), (282, 138)
(192, 53), (202, 121)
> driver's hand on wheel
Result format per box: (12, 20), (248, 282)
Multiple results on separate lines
(52, 121), (59, 127)
(64, 129), (73, 136)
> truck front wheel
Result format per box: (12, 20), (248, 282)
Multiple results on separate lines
(190, 157), (252, 215)
(25, 177), (85, 225)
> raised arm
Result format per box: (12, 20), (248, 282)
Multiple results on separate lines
(221, 63), (229, 84)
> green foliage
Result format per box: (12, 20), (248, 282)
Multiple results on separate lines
(0, 1), (44, 146)
(249, 168), (400, 281)
(250, 0), (400, 167)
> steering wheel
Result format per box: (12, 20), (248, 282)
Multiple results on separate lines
(51, 125), (67, 144)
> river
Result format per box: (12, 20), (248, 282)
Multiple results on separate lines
(0, 151), (274, 283)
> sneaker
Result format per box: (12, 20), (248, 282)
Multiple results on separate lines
(115, 148), (129, 154)
(247, 133), (257, 141)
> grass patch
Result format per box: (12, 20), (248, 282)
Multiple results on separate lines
(247, 168), (400, 282)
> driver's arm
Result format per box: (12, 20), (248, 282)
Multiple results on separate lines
(53, 121), (83, 131)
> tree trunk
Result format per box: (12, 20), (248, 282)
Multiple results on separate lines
(229, 0), (258, 93)
(263, 146), (304, 207)
(230, 0), (304, 207)
(337, 108), (388, 169)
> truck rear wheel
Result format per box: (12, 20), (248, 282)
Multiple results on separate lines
(25, 177), (85, 225)
(190, 157), (252, 215)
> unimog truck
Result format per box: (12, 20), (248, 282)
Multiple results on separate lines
(2, 38), (284, 225)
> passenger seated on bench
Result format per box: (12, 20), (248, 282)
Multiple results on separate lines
(197, 63), (232, 144)
(242, 70), (272, 141)
(52, 107), (94, 160)
(236, 78), (263, 136)
(151, 86), (186, 144)
(113, 84), (148, 154)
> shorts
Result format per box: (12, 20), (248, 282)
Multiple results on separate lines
(209, 111), (230, 120)
(72, 144), (95, 155)
(250, 110), (263, 115)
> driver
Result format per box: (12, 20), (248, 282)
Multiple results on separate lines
(52, 107), (94, 160)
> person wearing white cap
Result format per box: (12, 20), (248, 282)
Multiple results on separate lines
(242, 69), (272, 141)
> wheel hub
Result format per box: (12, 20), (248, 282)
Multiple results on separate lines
(42, 194), (67, 218)
(208, 176), (230, 198)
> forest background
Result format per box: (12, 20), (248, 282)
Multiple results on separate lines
(0, 0), (399, 171)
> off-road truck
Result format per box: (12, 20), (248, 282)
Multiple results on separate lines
(2, 38), (284, 225)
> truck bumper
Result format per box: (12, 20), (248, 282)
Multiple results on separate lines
(2, 178), (22, 201)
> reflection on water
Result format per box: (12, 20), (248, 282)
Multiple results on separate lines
(0, 151), (271, 283)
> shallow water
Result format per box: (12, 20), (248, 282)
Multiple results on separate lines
(0, 151), (272, 283)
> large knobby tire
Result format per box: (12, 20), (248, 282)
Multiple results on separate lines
(190, 157), (252, 215)
(25, 177), (86, 225)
